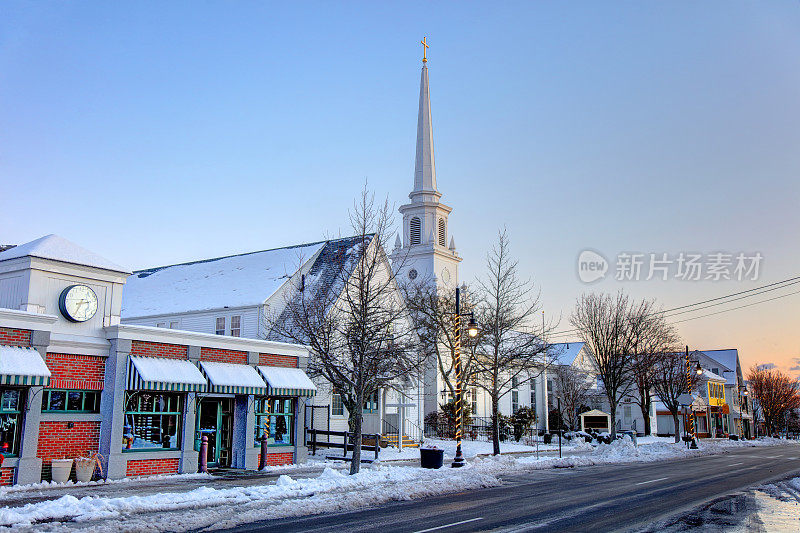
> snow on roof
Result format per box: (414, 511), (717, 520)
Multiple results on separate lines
(0, 234), (129, 273)
(699, 368), (726, 382)
(549, 342), (585, 366)
(700, 349), (740, 385)
(121, 241), (326, 317)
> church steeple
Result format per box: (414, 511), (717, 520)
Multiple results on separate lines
(390, 39), (460, 292)
(411, 44), (441, 204)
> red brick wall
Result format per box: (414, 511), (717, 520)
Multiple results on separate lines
(125, 457), (180, 477)
(38, 421), (101, 480)
(45, 353), (105, 390)
(257, 452), (294, 466)
(0, 468), (14, 486)
(259, 353), (299, 368)
(0, 328), (31, 347)
(130, 341), (188, 360)
(200, 347), (247, 364)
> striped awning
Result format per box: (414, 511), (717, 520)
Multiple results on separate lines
(257, 366), (317, 397)
(0, 346), (50, 386)
(127, 356), (207, 392)
(199, 361), (268, 395)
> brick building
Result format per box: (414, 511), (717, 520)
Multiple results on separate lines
(0, 235), (314, 485)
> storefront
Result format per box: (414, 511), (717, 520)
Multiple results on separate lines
(0, 235), (314, 485)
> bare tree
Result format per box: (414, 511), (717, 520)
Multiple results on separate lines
(266, 186), (422, 474)
(627, 302), (680, 436)
(746, 365), (800, 436)
(651, 350), (696, 443)
(552, 364), (597, 430)
(403, 282), (478, 414)
(471, 230), (552, 455)
(570, 292), (636, 438)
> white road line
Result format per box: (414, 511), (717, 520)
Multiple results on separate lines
(413, 517), (484, 533)
(788, 457), (798, 460)
(635, 477), (668, 485)
(728, 462), (744, 466)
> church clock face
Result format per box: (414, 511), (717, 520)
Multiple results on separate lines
(59, 285), (98, 323)
(441, 267), (451, 284)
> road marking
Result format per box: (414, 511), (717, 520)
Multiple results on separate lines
(728, 462), (744, 466)
(413, 517), (484, 533)
(788, 457), (798, 460)
(635, 477), (668, 485)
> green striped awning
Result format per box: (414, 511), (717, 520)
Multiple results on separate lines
(199, 361), (268, 395)
(257, 366), (317, 397)
(0, 345), (51, 386)
(127, 356), (207, 392)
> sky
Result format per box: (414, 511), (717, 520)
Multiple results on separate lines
(2, 2), (799, 376)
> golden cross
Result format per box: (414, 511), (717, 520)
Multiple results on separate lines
(421, 36), (429, 63)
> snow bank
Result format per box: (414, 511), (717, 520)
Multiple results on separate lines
(0, 465), (501, 531)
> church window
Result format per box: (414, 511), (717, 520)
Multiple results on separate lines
(438, 218), (446, 246)
(410, 217), (421, 245)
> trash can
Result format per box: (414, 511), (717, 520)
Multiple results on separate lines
(420, 448), (444, 469)
(543, 433), (552, 444)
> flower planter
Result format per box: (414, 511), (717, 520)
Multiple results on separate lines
(51, 459), (73, 484)
(420, 448), (444, 469)
(74, 459), (95, 482)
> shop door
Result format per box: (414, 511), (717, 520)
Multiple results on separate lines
(197, 398), (233, 467)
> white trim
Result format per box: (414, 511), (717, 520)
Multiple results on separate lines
(0, 308), (58, 330)
(48, 333), (111, 357)
(105, 324), (309, 358)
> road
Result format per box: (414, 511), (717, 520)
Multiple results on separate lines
(223, 445), (800, 533)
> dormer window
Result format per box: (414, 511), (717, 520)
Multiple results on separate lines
(438, 218), (446, 246)
(410, 217), (421, 245)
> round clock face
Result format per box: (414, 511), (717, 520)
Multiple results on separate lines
(59, 285), (98, 323)
(408, 269), (418, 280)
(441, 267), (451, 284)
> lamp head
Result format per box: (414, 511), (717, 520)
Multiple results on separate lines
(696, 362), (703, 375)
(467, 315), (478, 338)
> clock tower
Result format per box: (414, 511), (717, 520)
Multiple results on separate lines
(390, 44), (461, 291)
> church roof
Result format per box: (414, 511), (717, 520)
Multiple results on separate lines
(268, 235), (373, 342)
(0, 234), (129, 273)
(549, 342), (585, 366)
(122, 241), (327, 317)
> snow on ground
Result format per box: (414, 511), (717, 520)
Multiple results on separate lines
(367, 436), (589, 461)
(1, 438), (794, 532)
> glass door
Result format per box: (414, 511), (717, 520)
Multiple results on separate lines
(197, 398), (234, 468)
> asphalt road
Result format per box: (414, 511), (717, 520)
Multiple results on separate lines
(224, 445), (800, 533)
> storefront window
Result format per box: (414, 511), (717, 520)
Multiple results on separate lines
(0, 389), (22, 457)
(123, 392), (182, 451)
(254, 397), (294, 446)
(43, 389), (101, 413)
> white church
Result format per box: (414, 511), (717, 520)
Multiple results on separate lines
(120, 49), (552, 445)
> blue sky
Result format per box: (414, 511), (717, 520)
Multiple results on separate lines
(2, 2), (799, 372)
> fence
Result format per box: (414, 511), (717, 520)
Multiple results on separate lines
(424, 416), (554, 444)
(305, 429), (381, 461)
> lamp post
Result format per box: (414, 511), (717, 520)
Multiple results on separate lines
(686, 347), (702, 449)
(452, 286), (478, 468)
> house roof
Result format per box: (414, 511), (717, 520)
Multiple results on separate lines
(121, 241), (327, 317)
(699, 349), (740, 385)
(549, 342), (585, 366)
(0, 234), (129, 273)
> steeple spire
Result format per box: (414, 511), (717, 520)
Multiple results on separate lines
(411, 40), (440, 203)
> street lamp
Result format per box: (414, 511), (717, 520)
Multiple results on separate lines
(685, 347), (699, 449)
(452, 286), (477, 468)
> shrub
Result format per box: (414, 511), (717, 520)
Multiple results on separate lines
(510, 407), (537, 442)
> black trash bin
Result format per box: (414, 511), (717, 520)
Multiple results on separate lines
(543, 433), (552, 444)
(420, 448), (444, 469)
